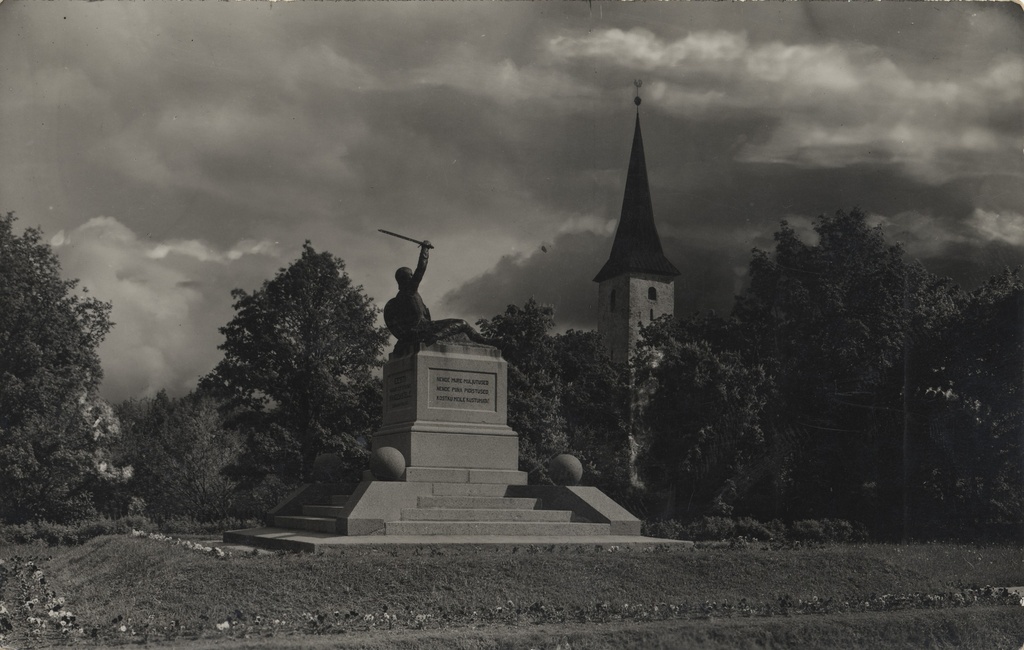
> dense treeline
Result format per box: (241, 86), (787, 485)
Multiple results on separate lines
(0, 217), (382, 527)
(1, 209), (1019, 541)
(472, 210), (1021, 541)
(634, 209), (1022, 541)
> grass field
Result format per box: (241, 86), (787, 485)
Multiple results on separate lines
(1, 535), (1021, 649)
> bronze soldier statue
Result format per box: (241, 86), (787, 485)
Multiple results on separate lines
(384, 240), (494, 355)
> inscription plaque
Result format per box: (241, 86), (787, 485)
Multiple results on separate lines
(386, 372), (413, 411)
(428, 368), (496, 412)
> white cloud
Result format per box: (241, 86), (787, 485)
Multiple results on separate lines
(871, 211), (968, 258)
(549, 29), (747, 69)
(50, 217), (280, 400)
(227, 239), (280, 261)
(410, 52), (593, 109)
(556, 213), (617, 236)
(872, 209), (1024, 258)
(548, 27), (1023, 184)
(967, 209), (1024, 248)
(147, 237), (280, 264)
(91, 98), (369, 223)
(277, 42), (382, 94)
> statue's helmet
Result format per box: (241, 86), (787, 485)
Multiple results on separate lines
(395, 267), (414, 286)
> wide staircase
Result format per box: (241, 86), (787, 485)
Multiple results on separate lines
(271, 482), (609, 537)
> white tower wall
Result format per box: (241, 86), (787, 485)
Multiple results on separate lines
(598, 273), (675, 363)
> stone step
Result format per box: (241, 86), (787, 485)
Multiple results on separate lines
(418, 495), (540, 510)
(302, 504), (349, 518)
(223, 528), (328, 553)
(385, 521), (612, 536)
(401, 508), (572, 522)
(431, 483), (509, 497)
(330, 494), (352, 506)
(274, 515), (338, 533)
(404, 467), (528, 484)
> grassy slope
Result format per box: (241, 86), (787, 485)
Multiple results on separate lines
(2, 537), (1021, 648)
(160, 611), (1024, 650)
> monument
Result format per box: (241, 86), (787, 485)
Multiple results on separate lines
(374, 237), (522, 484)
(225, 235), (642, 550)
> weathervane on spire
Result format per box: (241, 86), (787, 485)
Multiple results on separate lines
(633, 79), (643, 109)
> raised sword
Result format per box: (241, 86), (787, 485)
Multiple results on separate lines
(377, 229), (434, 249)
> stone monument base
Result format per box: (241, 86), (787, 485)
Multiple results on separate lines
(224, 479), (642, 549)
(375, 342), (518, 471)
(373, 422), (520, 473)
(226, 342), (642, 549)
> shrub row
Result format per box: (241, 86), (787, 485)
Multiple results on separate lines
(0, 514), (867, 546)
(0, 515), (260, 546)
(643, 516), (869, 543)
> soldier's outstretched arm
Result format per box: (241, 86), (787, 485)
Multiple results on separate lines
(412, 241), (430, 285)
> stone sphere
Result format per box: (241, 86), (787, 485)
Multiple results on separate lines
(549, 454), (583, 486)
(370, 446), (406, 481)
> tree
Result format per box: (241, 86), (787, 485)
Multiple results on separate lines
(551, 329), (631, 495)
(730, 208), (966, 536)
(477, 300), (633, 491)
(634, 315), (771, 519)
(201, 242), (388, 484)
(478, 300), (566, 477)
(912, 268), (1023, 540)
(0, 212), (119, 523)
(114, 391), (248, 523)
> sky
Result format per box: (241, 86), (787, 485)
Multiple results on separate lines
(1, 1), (1021, 402)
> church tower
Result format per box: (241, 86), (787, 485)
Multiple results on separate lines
(594, 86), (680, 363)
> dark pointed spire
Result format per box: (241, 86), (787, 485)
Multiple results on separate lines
(593, 88), (680, 283)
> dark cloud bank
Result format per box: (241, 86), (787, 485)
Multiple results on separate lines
(444, 154), (1024, 330)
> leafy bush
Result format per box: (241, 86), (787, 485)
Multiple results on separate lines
(0, 514), (262, 546)
(735, 517), (787, 541)
(156, 516), (259, 535)
(683, 516), (738, 541)
(644, 517), (769, 541)
(229, 473), (296, 521)
(641, 518), (689, 540)
(791, 518), (868, 543)
(644, 516), (860, 542)
(113, 392), (250, 523)
(0, 516), (154, 546)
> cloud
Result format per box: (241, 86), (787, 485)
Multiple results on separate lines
(967, 209), (1024, 249)
(870, 211), (967, 259)
(870, 208), (1024, 263)
(548, 27), (1023, 184)
(441, 229), (609, 330)
(412, 54), (594, 109)
(50, 217), (280, 401)
(147, 238), (281, 264)
(3, 2), (1021, 401)
(93, 99), (369, 220)
(550, 29), (747, 69)
(445, 199), (1023, 335)
(442, 226), (748, 330)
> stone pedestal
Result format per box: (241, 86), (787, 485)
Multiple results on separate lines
(373, 342), (521, 480)
(228, 340), (643, 544)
